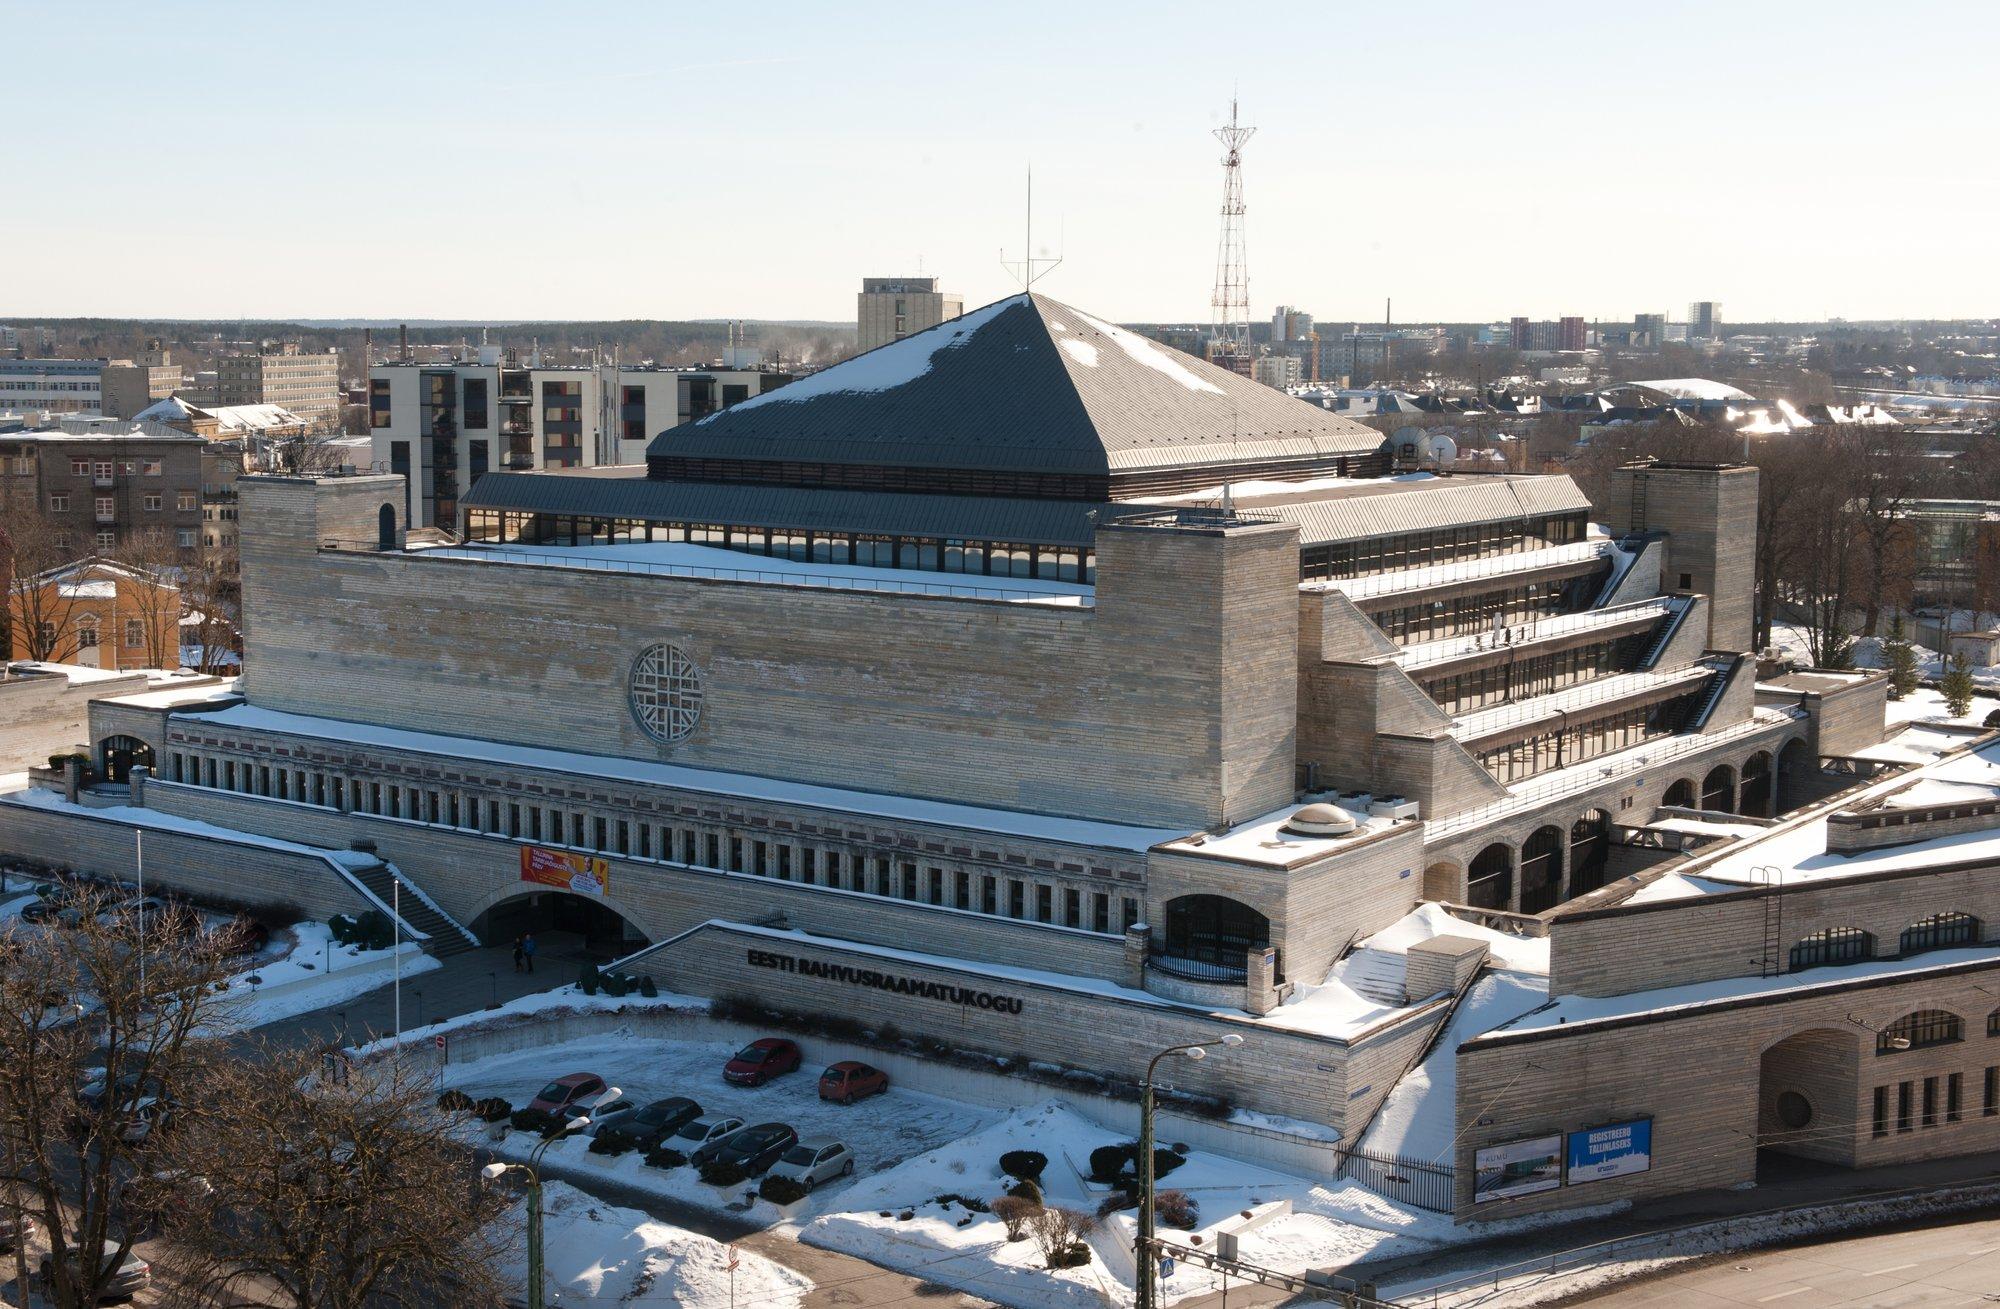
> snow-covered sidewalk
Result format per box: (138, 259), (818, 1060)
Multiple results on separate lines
(216, 920), (439, 1029)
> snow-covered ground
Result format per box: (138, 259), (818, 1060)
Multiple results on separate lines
(1359, 972), (1553, 1162)
(444, 1032), (995, 1221)
(500, 1182), (811, 1309)
(1883, 684), (2000, 728)
(216, 920), (439, 1029)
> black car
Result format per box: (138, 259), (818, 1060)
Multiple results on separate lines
(707, 1122), (797, 1176)
(19, 885), (85, 924)
(606, 1097), (703, 1151)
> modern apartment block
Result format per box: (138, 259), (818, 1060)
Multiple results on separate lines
(0, 416), (206, 552)
(217, 344), (342, 424)
(0, 358), (105, 415)
(367, 361), (793, 530)
(1689, 300), (1722, 341)
(857, 276), (963, 353)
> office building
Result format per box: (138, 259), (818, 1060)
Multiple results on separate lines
(1633, 312), (1667, 348)
(1271, 306), (1315, 342)
(0, 358), (105, 415)
(217, 344), (342, 425)
(857, 277), (963, 353)
(1689, 301), (1722, 341)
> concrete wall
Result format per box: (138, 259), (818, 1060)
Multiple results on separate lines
(0, 669), (152, 772)
(237, 476), (1298, 831)
(1600, 463), (1758, 655)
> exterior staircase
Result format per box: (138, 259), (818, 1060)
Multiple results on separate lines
(1638, 595), (1696, 668)
(345, 859), (481, 956)
(1688, 653), (1745, 729)
(1340, 947), (1410, 1006)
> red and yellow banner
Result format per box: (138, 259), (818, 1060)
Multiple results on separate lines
(519, 845), (611, 898)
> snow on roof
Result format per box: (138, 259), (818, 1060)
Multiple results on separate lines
(1485, 945), (2000, 1039)
(1875, 777), (2000, 809)
(179, 702), (1194, 855)
(55, 580), (117, 599)
(132, 395), (197, 422)
(1066, 307), (1225, 396)
(100, 680), (241, 711)
(1630, 378), (1755, 402)
(1360, 902), (1549, 975)
(5, 787), (376, 871)
(4, 660), (140, 685)
(1157, 800), (1406, 868)
(206, 403), (308, 433)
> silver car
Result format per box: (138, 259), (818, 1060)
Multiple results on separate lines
(767, 1138), (854, 1191)
(41, 1246), (152, 1301)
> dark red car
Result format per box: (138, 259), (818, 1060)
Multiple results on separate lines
(724, 1038), (801, 1087)
(818, 1060), (889, 1104)
(528, 1072), (606, 1115)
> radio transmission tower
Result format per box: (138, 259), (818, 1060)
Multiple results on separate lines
(1209, 96), (1255, 360)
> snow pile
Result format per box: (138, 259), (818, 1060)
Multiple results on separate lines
(1624, 872), (1738, 905)
(1357, 972), (1550, 1162)
(1057, 338), (1100, 367)
(500, 1182), (811, 1309)
(1360, 904), (1550, 976)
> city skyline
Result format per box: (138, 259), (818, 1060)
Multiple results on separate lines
(4, 0), (1996, 324)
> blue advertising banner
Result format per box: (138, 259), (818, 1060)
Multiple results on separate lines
(1565, 1118), (1652, 1184)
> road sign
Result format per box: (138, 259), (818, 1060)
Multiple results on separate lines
(434, 1033), (447, 1051)
(1159, 1257), (1175, 1280)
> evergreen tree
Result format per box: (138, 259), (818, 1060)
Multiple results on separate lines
(1942, 652), (1976, 718)
(1883, 615), (1920, 701)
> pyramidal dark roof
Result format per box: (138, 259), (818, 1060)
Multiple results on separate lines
(647, 293), (1383, 479)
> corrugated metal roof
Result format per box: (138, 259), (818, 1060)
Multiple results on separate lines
(646, 293), (1383, 478)
(462, 473), (1105, 546)
(1252, 476), (1592, 545)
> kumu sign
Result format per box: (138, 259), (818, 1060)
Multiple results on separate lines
(747, 948), (1025, 1014)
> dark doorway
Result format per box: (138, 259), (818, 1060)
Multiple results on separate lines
(1702, 765), (1736, 813)
(1519, 826), (1564, 913)
(1740, 752), (1773, 816)
(1466, 843), (1514, 911)
(99, 735), (155, 784)
(377, 503), (397, 550)
(1569, 810), (1611, 896)
(475, 892), (646, 964)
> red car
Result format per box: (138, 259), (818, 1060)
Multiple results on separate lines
(528, 1072), (606, 1115)
(818, 1060), (889, 1104)
(724, 1038), (801, 1087)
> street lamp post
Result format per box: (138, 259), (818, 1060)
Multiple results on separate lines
(483, 1088), (621, 1309)
(1135, 1034), (1242, 1309)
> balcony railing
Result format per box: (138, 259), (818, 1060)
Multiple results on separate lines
(1146, 950), (1249, 983)
(1397, 596), (1672, 670)
(1311, 540), (1610, 603)
(92, 474), (114, 488)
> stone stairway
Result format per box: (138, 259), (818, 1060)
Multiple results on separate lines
(346, 860), (481, 957)
(1339, 947), (1409, 1006)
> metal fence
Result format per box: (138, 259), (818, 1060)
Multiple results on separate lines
(1338, 1147), (1457, 1214)
(1146, 951), (1248, 983)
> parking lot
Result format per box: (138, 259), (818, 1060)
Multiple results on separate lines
(440, 1032), (998, 1216)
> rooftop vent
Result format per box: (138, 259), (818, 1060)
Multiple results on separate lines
(1282, 803), (1357, 838)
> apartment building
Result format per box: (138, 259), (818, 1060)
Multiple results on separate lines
(857, 276), (963, 353)
(0, 358), (105, 415)
(100, 353), (182, 418)
(368, 361), (793, 530)
(0, 417), (206, 553)
(217, 344), (342, 424)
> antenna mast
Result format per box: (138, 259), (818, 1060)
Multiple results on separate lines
(1209, 95), (1255, 364)
(1000, 167), (1063, 291)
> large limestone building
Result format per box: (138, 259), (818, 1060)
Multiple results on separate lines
(11, 293), (1982, 1225)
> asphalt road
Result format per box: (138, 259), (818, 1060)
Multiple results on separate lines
(1572, 1210), (2000, 1307)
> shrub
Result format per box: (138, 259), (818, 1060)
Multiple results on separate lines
(1088, 1144), (1134, 1182)
(699, 1159), (748, 1187)
(578, 964), (601, 996)
(898, 1209), (915, 1221)
(588, 1131), (636, 1157)
(1096, 1191), (1137, 1218)
(759, 1174), (809, 1205)
(1028, 1207), (1096, 1271)
(474, 1097), (512, 1123)
(638, 976), (658, 998)
(991, 1195), (1039, 1242)
(932, 1193), (990, 1214)
(644, 1146), (687, 1170)
(1985, 707), (2000, 729)
(1155, 1190), (1199, 1230)
(602, 972), (630, 998)
(1151, 1147), (1185, 1181)
(999, 1150), (1047, 1182)
(1006, 1178), (1042, 1205)
(509, 1108), (558, 1136)
(436, 1089), (474, 1113)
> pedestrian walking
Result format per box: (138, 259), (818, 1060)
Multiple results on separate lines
(512, 934), (525, 973)
(522, 932), (538, 974)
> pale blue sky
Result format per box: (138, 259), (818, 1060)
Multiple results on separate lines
(6, 0), (1995, 324)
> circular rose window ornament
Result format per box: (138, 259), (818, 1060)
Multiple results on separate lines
(628, 643), (703, 745)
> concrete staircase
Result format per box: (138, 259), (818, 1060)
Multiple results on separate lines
(1340, 947), (1410, 1006)
(346, 860), (481, 957)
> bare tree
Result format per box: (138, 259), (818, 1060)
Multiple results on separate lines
(151, 1045), (513, 1309)
(179, 560), (241, 674)
(2, 499), (90, 663)
(0, 887), (236, 1308)
(110, 528), (185, 669)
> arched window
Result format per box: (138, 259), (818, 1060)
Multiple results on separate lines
(1790, 926), (1873, 971)
(1466, 843), (1513, 911)
(1662, 778), (1695, 807)
(377, 503), (398, 550)
(1159, 895), (1269, 981)
(1569, 810), (1611, 896)
(1900, 912), (1980, 954)
(1877, 1010), (1962, 1055)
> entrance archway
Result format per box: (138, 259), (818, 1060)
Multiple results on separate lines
(1777, 738), (1813, 813)
(1568, 810), (1611, 897)
(1701, 764), (1736, 813)
(1662, 778), (1696, 808)
(471, 890), (650, 964)
(98, 735), (155, 784)
(1740, 752), (1773, 817)
(1757, 1028), (1862, 1172)
(1519, 825), (1565, 914)
(1161, 895), (1269, 979)
(1466, 843), (1513, 911)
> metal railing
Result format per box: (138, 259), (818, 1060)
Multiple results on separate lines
(1398, 597), (1671, 670)
(1337, 1147), (1457, 1214)
(1448, 666), (1711, 741)
(1311, 540), (1608, 603)
(315, 540), (1096, 605)
(1146, 950), (1248, 983)
(1426, 707), (1807, 839)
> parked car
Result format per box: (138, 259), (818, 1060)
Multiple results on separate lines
(706, 1122), (798, 1176)
(0, 1210), (35, 1252)
(97, 895), (171, 929)
(818, 1061), (889, 1104)
(768, 1138), (855, 1191)
(601, 1096), (702, 1148)
(75, 1070), (162, 1121)
(40, 1246), (151, 1301)
(723, 1038), (801, 1086)
(20, 884), (87, 925)
(677, 1114), (748, 1163)
(121, 1094), (174, 1143)
(527, 1072), (606, 1116)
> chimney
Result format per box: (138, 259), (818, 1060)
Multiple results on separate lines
(399, 323), (409, 362)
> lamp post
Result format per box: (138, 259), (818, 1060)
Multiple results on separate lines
(483, 1088), (621, 1309)
(1135, 1034), (1242, 1309)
